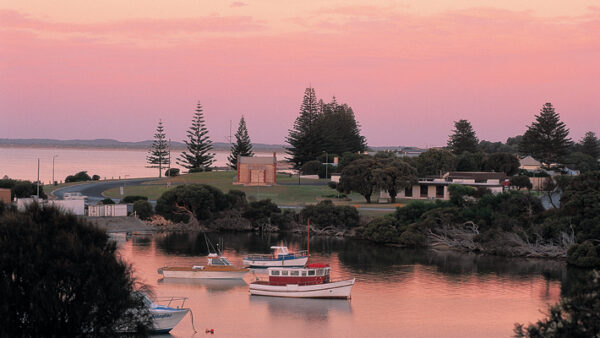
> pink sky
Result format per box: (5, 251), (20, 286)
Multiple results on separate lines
(1, 1), (599, 147)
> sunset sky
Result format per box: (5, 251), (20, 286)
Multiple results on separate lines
(1, 1), (599, 147)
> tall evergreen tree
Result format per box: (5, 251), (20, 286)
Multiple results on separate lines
(447, 119), (479, 154)
(146, 120), (170, 178)
(520, 103), (572, 164)
(285, 87), (322, 169)
(227, 116), (254, 169)
(317, 98), (367, 155)
(579, 131), (600, 159)
(177, 102), (215, 171)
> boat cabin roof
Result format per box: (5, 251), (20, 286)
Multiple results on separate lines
(207, 255), (232, 266)
(267, 264), (330, 277)
(270, 246), (289, 255)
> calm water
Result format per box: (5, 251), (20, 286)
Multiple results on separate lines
(114, 232), (565, 338)
(0, 147), (284, 183)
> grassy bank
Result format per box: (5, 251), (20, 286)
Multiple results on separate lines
(102, 171), (370, 205)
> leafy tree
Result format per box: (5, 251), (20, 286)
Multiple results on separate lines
(563, 152), (598, 173)
(579, 131), (600, 159)
(484, 152), (520, 175)
(165, 168), (180, 177)
(301, 160), (322, 175)
(177, 102), (215, 171)
(520, 103), (572, 164)
(300, 200), (359, 229)
(358, 216), (400, 243)
(121, 195), (148, 204)
(478, 140), (516, 154)
(337, 158), (378, 203)
(65, 171), (92, 183)
(227, 116), (254, 169)
(338, 151), (370, 171)
(133, 200), (154, 220)
(101, 198), (115, 205)
(455, 151), (486, 171)
(316, 98), (367, 156)
(0, 178), (46, 199)
(506, 135), (523, 154)
(0, 204), (151, 336)
(447, 119), (479, 154)
(373, 159), (418, 203)
(510, 175), (532, 191)
(515, 270), (600, 337)
(146, 119), (170, 178)
(285, 87), (322, 168)
(243, 199), (280, 226)
(155, 184), (229, 223)
(560, 171), (600, 242)
(92, 175), (100, 181)
(416, 149), (456, 176)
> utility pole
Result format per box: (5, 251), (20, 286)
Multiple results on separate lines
(52, 154), (58, 185)
(36, 158), (40, 198)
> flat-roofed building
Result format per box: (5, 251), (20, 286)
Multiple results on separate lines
(236, 153), (277, 186)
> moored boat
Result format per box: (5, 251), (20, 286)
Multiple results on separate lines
(243, 246), (309, 268)
(147, 295), (191, 333)
(158, 254), (249, 279)
(249, 263), (355, 299)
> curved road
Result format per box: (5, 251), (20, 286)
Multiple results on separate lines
(52, 178), (159, 204)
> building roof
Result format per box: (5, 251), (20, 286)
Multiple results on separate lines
(444, 171), (507, 181)
(240, 156), (276, 164)
(519, 156), (541, 167)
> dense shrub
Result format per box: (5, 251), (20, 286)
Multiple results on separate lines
(0, 204), (151, 336)
(101, 198), (115, 205)
(300, 200), (359, 229)
(510, 175), (532, 190)
(92, 175), (100, 181)
(328, 181), (337, 189)
(133, 200), (154, 220)
(358, 216), (399, 243)
(121, 195), (148, 204)
(301, 160), (322, 175)
(65, 171), (92, 183)
(155, 184), (229, 223)
(0, 178), (46, 199)
(165, 168), (180, 177)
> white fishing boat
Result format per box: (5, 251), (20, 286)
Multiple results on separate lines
(249, 263), (355, 299)
(158, 254), (249, 279)
(146, 296), (191, 334)
(243, 246), (309, 268)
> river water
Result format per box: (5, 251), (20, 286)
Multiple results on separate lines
(0, 147), (284, 183)
(114, 232), (565, 337)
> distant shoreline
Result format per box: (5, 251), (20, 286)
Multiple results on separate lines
(0, 144), (285, 152)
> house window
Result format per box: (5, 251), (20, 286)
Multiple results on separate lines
(436, 186), (444, 198)
(405, 186), (413, 197)
(420, 185), (428, 197)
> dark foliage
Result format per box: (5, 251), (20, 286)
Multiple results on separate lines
(133, 200), (154, 220)
(177, 102), (215, 170)
(455, 151), (486, 171)
(121, 195), (149, 204)
(300, 200), (359, 229)
(155, 184), (230, 223)
(337, 158), (378, 203)
(92, 174), (100, 181)
(415, 149), (456, 176)
(0, 178), (46, 199)
(227, 116), (254, 169)
(373, 159), (418, 203)
(146, 119), (170, 178)
(578, 131), (600, 159)
(0, 204), (151, 336)
(65, 171), (92, 183)
(165, 168), (180, 177)
(101, 198), (115, 205)
(448, 119), (479, 154)
(301, 160), (322, 175)
(510, 175), (532, 190)
(478, 140), (516, 154)
(520, 103), (572, 164)
(484, 152), (520, 175)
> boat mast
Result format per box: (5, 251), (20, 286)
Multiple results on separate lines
(307, 218), (310, 257)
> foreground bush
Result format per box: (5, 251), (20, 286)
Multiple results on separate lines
(0, 203), (151, 336)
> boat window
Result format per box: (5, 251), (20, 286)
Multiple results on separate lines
(282, 270), (289, 276)
(271, 270), (280, 276)
(302, 271), (307, 276)
(317, 269), (324, 275)
(308, 270), (315, 276)
(290, 270), (299, 276)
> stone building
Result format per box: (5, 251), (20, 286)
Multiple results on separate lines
(236, 154), (277, 186)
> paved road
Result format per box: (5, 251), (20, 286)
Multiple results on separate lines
(52, 178), (158, 203)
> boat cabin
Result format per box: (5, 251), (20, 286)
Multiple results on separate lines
(271, 246), (290, 257)
(267, 263), (330, 285)
(207, 254), (232, 266)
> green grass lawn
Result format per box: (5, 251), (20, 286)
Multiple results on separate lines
(103, 171), (372, 205)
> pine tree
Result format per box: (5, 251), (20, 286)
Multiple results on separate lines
(285, 87), (323, 169)
(177, 102), (215, 171)
(317, 97), (367, 155)
(447, 119), (479, 155)
(146, 119), (170, 178)
(227, 116), (254, 169)
(520, 103), (572, 164)
(579, 131), (600, 159)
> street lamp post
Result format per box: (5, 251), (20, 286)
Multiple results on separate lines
(52, 154), (59, 185)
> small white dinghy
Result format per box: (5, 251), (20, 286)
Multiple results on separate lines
(249, 264), (355, 299)
(145, 295), (190, 334)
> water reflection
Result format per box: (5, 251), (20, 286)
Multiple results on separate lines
(158, 278), (247, 292)
(250, 296), (352, 321)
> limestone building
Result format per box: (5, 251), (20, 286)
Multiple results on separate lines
(236, 154), (277, 186)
